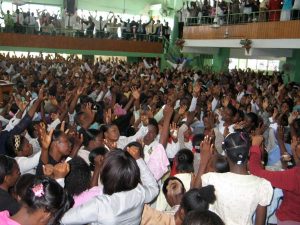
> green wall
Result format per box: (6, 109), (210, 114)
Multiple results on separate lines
(286, 49), (300, 83)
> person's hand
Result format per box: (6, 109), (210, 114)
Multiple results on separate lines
(127, 146), (141, 160)
(104, 139), (117, 150)
(170, 122), (178, 141)
(207, 112), (216, 129)
(39, 126), (54, 151)
(193, 83), (201, 97)
(289, 111), (299, 125)
(43, 164), (54, 177)
(69, 132), (84, 149)
(104, 108), (112, 125)
(38, 85), (45, 101)
(131, 87), (140, 100)
(252, 135), (264, 147)
(82, 103), (95, 124)
(14, 95), (28, 112)
(200, 135), (214, 163)
(53, 162), (70, 179)
(76, 86), (85, 96)
(94, 155), (104, 170)
(262, 98), (269, 111)
(49, 95), (58, 106)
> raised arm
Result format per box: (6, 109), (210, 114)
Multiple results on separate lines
(249, 135), (299, 192)
(159, 105), (174, 148)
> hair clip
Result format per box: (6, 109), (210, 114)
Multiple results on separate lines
(32, 183), (44, 197)
(14, 135), (21, 153)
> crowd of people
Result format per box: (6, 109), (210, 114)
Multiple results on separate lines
(178, 0), (300, 26)
(0, 52), (299, 225)
(0, 3), (172, 41)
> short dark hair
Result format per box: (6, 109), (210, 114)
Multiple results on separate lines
(24, 176), (74, 225)
(0, 155), (16, 184)
(125, 142), (144, 159)
(83, 128), (104, 147)
(182, 210), (225, 225)
(148, 118), (159, 135)
(14, 174), (35, 201)
(192, 134), (204, 153)
(246, 112), (259, 130)
(101, 149), (140, 195)
(89, 147), (108, 171)
(176, 149), (194, 173)
(222, 132), (250, 165)
(65, 157), (91, 196)
(6, 135), (27, 157)
(162, 176), (185, 196)
(181, 185), (216, 213)
(214, 154), (230, 173)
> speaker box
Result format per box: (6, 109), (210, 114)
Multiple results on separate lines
(64, 0), (76, 14)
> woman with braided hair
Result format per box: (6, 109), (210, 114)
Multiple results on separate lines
(6, 135), (40, 175)
(194, 132), (274, 225)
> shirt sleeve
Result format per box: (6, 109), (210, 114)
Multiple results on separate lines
(146, 144), (170, 181)
(136, 158), (159, 203)
(8, 113), (32, 136)
(257, 178), (274, 206)
(249, 145), (299, 192)
(201, 172), (213, 187)
(16, 151), (41, 174)
(188, 96), (198, 112)
(61, 195), (103, 225)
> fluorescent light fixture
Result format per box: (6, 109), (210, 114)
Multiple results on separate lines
(150, 4), (162, 11)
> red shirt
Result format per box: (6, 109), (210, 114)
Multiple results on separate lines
(249, 146), (300, 222)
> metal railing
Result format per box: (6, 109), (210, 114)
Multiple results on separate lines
(185, 9), (300, 26)
(0, 24), (167, 43)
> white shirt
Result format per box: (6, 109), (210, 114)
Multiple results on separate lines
(15, 151), (41, 174)
(61, 159), (159, 225)
(202, 172), (273, 225)
(117, 125), (148, 150)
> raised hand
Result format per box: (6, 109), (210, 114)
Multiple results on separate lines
(104, 108), (112, 125)
(200, 135), (214, 163)
(39, 126), (54, 151)
(43, 164), (54, 177)
(131, 87), (140, 100)
(53, 162), (70, 179)
(193, 83), (201, 97)
(169, 122), (178, 140)
(14, 95), (28, 112)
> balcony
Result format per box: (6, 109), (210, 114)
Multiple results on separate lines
(182, 10), (300, 57)
(0, 32), (163, 56)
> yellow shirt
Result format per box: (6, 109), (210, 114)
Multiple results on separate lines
(141, 204), (176, 225)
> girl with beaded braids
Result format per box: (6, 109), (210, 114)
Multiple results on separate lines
(0, 176), (74, 225)
(193, 132), (274, 225)
(6, 135), (41, 175)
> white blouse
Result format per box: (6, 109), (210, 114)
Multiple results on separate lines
(61, 159), (159, 225)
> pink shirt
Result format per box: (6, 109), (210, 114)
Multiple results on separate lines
(0, 211), (20, 225)
(73, 186), (103, 208)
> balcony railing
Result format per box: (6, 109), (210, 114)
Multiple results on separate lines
(184, 9), (300, 26)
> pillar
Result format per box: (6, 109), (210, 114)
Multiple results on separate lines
(285, 49), (300, 83)
(212, 48), (230, 72)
